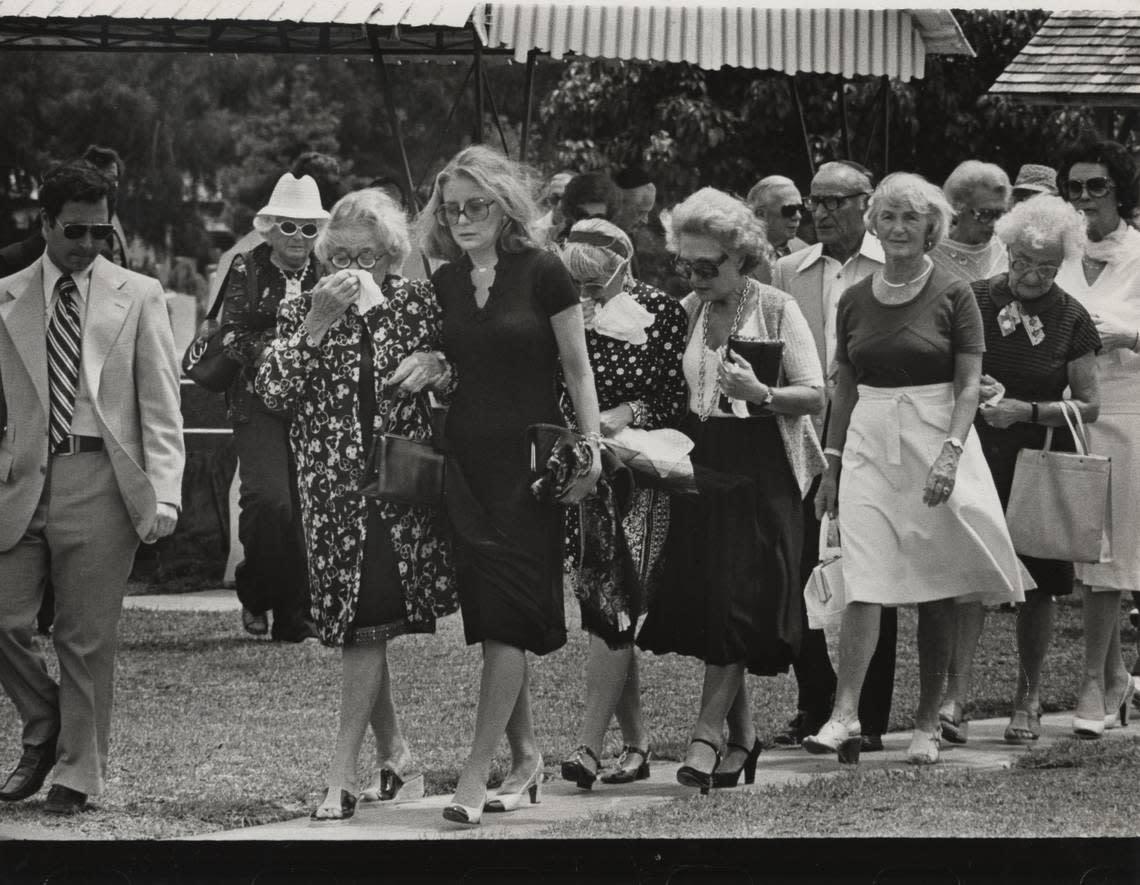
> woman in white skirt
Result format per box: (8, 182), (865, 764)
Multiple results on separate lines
(803, 172), (1028, 765)
(1055, 139), (1140, 736)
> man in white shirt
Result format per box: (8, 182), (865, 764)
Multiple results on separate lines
(770, 160), (897, 751)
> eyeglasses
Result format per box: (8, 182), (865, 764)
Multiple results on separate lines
(575, 261), (626, 300)
(329, 249), (379, 270)
(1065, 177), (1114, 200)
(542, 193), (563, 209)
(804, 193), (870, 214)
(672, 253), (730, 280)
(274, 220), (320, 239)
(435, 198), (496, 227)
(57, 221), (114, 240)
(968, 207), (1006, 224)
(1009, 254), (1060, 280)
(780, 203), (806, 219)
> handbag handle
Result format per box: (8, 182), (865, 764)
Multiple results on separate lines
(1045, 400), (1089, 456)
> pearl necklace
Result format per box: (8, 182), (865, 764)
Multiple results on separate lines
(881, 257), (933, 287)
(696, 282), (750, 422)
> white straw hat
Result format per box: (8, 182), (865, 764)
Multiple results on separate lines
(256, 173), (330, 221)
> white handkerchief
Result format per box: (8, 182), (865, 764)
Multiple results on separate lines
(346, 269), (387, 314)
(590, 290), (654, 345)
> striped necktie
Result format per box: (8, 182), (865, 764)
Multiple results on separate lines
(47, 274), (82, 453)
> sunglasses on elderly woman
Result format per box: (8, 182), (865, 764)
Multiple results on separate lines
(1009, 255), (1060, 279)
(274, 220), (320, 238)
(968, 207), (1006, 224)
(672, 253), (731, 280)
(1065, 177), (1115, 200)
(435, 198), (495, 227)
(56, 221), (114, 240)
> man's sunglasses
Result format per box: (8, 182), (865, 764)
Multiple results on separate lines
(804, 192), (870, 214)
(672, 253), (730, 280)
(968, 207), (1006, 224)
(57, 221), (114, 241)
(1065, 177), (1114, 200)
(274, 220), (320, 238)
(435, 198), (495, 227)
(780, 203), (806, 219)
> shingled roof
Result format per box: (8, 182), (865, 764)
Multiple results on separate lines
(990, 10), (1140, 108)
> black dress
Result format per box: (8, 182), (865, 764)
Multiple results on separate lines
(972, 274), (1101, 597)
(434, 247), (580, 655)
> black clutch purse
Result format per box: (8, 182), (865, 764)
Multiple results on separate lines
(359, 393), (448, 507)
(718, 336), (784, 413)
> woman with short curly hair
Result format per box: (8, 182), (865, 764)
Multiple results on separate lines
(636, 188), (826, 792)
(932, 160), (1012, 283)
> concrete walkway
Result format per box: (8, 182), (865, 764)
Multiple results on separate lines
(124, 588), (241, 613)
(193, 711), (1102, 841)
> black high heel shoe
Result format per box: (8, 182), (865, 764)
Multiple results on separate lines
(676, 738), (720, 796)
(712, 738), (761, 789)
(560, 745), (599, 790)
(600, 745), (651, 785)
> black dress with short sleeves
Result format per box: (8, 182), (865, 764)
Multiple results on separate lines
(434, 246), (581, 655)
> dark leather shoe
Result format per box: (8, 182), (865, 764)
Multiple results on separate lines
(43, 784), (87, 815)
(241, 607), (269, 637)
(0, 740), (57, 802)
(772, 711), (828, 748)
(860, 733), (884, 753)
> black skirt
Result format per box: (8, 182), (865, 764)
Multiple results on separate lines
(636, 413), (804, 675)
(975, 418), (1076, 597)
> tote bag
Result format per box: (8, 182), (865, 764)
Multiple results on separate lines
(1005, 400), (1111, 564)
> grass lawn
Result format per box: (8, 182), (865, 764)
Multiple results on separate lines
(0, 591), (1136, 839)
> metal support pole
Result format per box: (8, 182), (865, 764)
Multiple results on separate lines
(473, 33), (485, 144)
(862, 76), (889, 170)
(519, 48), (538, 162)
(788, 74), (815, 181)
(839, 78), (852, 161)
(481, 66), (511, 154)
(881, 75), (891, 174)
(416, 63), (476, 194)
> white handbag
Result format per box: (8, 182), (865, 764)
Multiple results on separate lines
(804, 514), (846, 630)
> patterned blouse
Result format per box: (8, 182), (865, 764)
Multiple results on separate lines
(255, 277), (458, 647)
(220, 242), (320, 424)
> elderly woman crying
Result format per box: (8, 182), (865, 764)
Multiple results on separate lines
(256, 188), (458, 822)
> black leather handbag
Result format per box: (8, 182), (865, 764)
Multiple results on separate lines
(181, 252), (258, 392)
(359, 392), (447, 507)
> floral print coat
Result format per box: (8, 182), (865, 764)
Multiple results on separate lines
(255, 276), (458, 646)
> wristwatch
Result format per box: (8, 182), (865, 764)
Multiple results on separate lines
(944, 437), (965, 455)
(748, 387), (775, 416)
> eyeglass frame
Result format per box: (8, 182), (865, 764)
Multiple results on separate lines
(55, 220), (114, 241)
(328, 249), (382, 270)
(434, 197), (497, 227)
(672, 252), (731, 281)
(273, 220), (321, 239)
(1064, 177), (1115, 200)
(574, 259), (628, 300)
(1007, 249), (1060, 281)
(804, 192), (871, 214)
(967, 206), (1006, 224)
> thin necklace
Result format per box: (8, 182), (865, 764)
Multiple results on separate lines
(882, 258), (932, 287)
(697, 282), (750, 422)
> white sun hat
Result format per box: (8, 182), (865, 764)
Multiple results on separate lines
(256, 173), (330, 221)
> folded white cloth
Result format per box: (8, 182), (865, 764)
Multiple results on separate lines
(590, 290), (654, 345)
(605, 427), (695, 488)
(345, 269), (387, 314)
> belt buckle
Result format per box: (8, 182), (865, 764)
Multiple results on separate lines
(59, 436), (80, 456)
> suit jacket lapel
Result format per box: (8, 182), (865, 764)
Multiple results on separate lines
(82, 257), (132, 408)
(0, 263), (50, 417)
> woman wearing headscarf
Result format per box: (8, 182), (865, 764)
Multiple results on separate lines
(804, 173), (1027, 766)
(256, 188), (457, 821)
(555, 218), (687, 789)
(636, 188), (826, 792)
(1054, 138), (1140, 736)
(220, 172), (328, 642)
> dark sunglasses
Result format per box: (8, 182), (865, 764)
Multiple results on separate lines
(274, 220), (320, 238)
(804, 192), (870, 214)
(968, 207), (1006, 224)
(1065, 177), (1114, 200)
(780, 203), (806, 219)
(435, 198), (495, 227)
(672, 253), (730, 280)
(57, 221), (114, 241)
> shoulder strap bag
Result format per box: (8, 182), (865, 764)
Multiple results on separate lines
(1005, 400), (1112, 564)
(182, 251), (260, 392)
(359, 390), (447, 507)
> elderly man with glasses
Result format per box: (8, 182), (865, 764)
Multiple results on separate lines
(747, 175), (808, 259)
(769, 159), (898, 753)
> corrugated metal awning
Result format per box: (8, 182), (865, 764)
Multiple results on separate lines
(990, 10), (1140, 108)
(485, 4), (973, 80)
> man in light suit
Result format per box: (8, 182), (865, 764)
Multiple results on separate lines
(769, 160), (897, 752)
(0, 162), (184, 814)
(747, 175), (809, 260)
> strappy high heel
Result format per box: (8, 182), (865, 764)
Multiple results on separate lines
(712, 738), (761, 789)
(906, 726), (942, 765)
(560, 745), (599, 790)
(676, 738), (720, 796)
(484, 756), (543, 813)
(600, 745), (651, 785)
(802, 719), (862, 764)
(361, 768), (425, 804)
